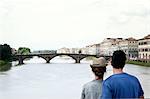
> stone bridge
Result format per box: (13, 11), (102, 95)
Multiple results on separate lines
(13, 53), (111, 65)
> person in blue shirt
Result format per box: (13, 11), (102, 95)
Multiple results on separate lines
(101, 50), (144, 99)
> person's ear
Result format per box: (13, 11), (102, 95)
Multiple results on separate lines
(110, 58), (112, 64)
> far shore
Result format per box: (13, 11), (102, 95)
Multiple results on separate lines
(126, 60), (150, 67)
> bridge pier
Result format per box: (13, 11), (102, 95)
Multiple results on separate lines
(46, 60), (50, 63)
(75, 59), (80, 63)
(18, 57), (24, 65)
(38, 55), (57, 64)
(45, 58), (51, 63)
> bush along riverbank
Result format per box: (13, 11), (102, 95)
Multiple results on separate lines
(0, 60), (12, 72)
(127, 60), (150, 67)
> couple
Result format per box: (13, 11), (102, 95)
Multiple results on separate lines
(81, 50), (144, 99)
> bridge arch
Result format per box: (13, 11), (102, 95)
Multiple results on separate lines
(15, 55), (33, 64)
(36, 54), (80, 63)
(79, 56), (97, 62)
(49, 55), (76, 62)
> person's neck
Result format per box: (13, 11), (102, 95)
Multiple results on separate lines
(113, 68), (123, 74)
(95, 76), (103, 80)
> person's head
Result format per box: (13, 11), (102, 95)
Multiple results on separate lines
(111, 50), (126, 69)
(90, 57), (107, 78)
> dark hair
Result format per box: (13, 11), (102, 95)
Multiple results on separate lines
(111, 50), (126, 69)
(91, 67), (106, 78)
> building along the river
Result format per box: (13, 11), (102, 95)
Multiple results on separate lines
(100, 38), (123, 56)
(69, 48), (81, 54)
(85, 44), (100, 55)
(57, 47), (70, 53)
(99, 38), (115, 56)
(119, 37), (138, 60)
(138, 34), (150, 63)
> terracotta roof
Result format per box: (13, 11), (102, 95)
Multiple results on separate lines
(125, 37), (136, 41)
(138, 34), (150, 40)
(144, 34), (150, 39)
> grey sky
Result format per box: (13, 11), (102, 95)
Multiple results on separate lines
(0, 0), (150, 50)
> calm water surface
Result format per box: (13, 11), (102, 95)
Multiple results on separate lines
(0, 57), (150, 99)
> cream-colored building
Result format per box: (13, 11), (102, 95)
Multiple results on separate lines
(80, 47), (88, 54)
(69, 48), (80, 54)
(86, 44), (96, 55)
(57, 47), (70, 53)
(100, 38), (122, 56)
(95, 44), (101, 55)
(86, 43), (100, 55)
(109, 43), (120, 56)
(138, 35), (150, 62)
(100, 38), (114, 55)
(99, 37), (138, 58)
(119, 37), (138, 59)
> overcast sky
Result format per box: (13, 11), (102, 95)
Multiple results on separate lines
(0, 0), (150, 50)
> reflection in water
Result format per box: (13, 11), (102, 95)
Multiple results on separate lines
(0, 62), (12, 72)
(0, 72), (8, 75)
(0, 57), (150, 99)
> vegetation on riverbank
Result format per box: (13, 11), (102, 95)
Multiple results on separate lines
(0, 44), (12, 61)
(0, 60), (12, 71)
(0, 44), (32, 71)
(0, 44), (12, 71)
(127, 60), (150, 67)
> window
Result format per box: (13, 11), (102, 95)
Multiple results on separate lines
(146, 53), (147, 59)
(139, 54), (141, 58)
(141, 42), (144, 45)
(144, 42), (147, 45)
(142, 49), (144, 52)
(145, 48), (148, 52)
(139, 43), (140, 45)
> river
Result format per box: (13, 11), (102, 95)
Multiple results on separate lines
(0, 57), (150, 99)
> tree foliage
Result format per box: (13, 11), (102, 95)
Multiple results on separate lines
(0, 44), (12, 61)
(18, 47), (31, 55)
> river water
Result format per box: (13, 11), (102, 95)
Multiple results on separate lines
(0, 57), (150, 99)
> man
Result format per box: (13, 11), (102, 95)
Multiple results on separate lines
(81, 57), (107, 99)
(101, 50), (144, 99)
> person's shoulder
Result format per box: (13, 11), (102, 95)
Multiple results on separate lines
(124, 73), (139, 81)
(103, 75), (115, 84)
(83, 80), (102, 88)
(83, 80), (94, 88)
(103, 73), (131, 83)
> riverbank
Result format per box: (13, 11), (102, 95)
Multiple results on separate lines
(127, 60), (150, 67)
(0, 60), (12, 71)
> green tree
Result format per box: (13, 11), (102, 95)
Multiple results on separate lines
(0, 44), (12, 61)
(18, 47), (31, 55)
